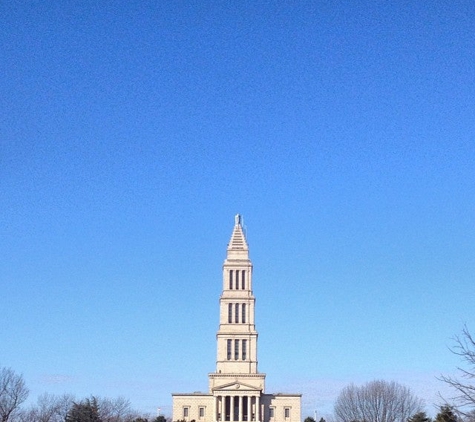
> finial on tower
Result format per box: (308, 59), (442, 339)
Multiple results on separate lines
(235, 214), (241, 226)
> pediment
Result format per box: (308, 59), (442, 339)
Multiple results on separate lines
(213, 381), (261, 392)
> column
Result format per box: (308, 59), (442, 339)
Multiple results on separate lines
(219, 396), (222, 421)
(255, 396), (260, 422)
(221, 396), (224, 421)
(245, 396), (249, 422)
(231, 396), (235, 421)
(219, 396), (222, 422)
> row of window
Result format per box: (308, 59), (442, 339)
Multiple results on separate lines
(229, 269), (246, 290)
(228, 303), (246, 323)
(183, 406), (290, 420)
(269, 408), (291, 419)
(226, 339), (247, 360)
(183, 407), (205, 418)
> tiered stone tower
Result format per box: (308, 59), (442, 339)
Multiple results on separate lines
(208, 214), (265, 421)
(172, 215), (301, 422)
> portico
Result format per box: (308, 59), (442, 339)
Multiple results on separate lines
(212, 393), (260, 422)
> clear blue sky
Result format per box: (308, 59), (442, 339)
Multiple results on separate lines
(1, 1), (474, 419)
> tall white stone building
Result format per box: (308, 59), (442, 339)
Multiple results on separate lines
(172, 215), (301, 422)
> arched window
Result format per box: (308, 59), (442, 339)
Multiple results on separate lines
(242, 304), (246, 323)
(228, 303), (232, 323)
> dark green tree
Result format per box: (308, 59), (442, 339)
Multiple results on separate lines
(434, 406), (458, 422)
(408, 411), (432, 422)
(65, 397), (102, 422)
(152, 417), (167, 422)
(304, 417), (316, 422)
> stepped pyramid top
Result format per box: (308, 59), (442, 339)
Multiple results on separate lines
(226, 214), (249, 258)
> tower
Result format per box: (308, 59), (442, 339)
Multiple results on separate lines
(172, 216), (301, 422)
(208, 214), (265, 422)
(213, 214), (262, 377)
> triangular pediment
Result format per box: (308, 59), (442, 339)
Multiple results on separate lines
(213, 381), (261, 392)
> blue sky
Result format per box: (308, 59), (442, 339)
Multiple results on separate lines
(1, 0), (474, 419)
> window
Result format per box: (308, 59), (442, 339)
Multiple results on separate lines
(234, 339), (239, 360)
(242, 339), (247, 360)
(228, 303), (232, 323)
(235, 270), (239, 289)
(285, 408), (290, 418)
(242, 304), (246, 323)
(199, 407), (205, 418)
(227, 339), (232, 360)
(235, 303), (239, 323)
(229, 270), (233, 289)
(242, 270), (246, 289)
(183, 408), (189, 418)
(269, 408), (274, 418)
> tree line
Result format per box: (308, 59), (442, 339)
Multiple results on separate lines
(310, 325), (475, 422)
(0, 368), (165, 422)
(306, 405), (472, 422)
(2, 326), (474, 422)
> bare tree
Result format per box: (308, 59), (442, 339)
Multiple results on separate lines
(98, 396), (139, 422)
(20, 393), (75, 422)
(439, 325), (475, 416)
(0, 367), (29, 422)
(334, 380), (424, 422)
(463, 409), (475, 422)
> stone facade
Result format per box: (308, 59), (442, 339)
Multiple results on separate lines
(172, 215), (301, 422)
